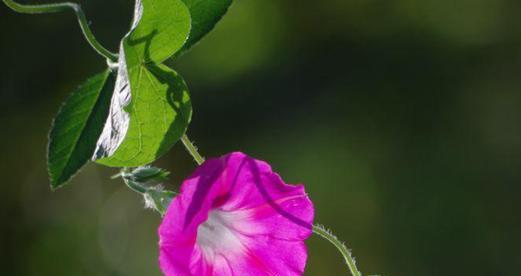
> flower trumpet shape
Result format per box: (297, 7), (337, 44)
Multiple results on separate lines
(159, 152), (314, 275)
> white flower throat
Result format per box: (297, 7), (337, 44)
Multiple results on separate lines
(196, 210), (245, 260)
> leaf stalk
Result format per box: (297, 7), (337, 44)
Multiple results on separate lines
(181, 134), (205, 165)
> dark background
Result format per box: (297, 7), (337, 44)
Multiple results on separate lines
(1, 0), (521, 275)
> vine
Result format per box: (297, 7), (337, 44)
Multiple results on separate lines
(3, 0), (369, 275)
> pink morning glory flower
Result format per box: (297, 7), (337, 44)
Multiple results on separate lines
(158, 152), (314, 275)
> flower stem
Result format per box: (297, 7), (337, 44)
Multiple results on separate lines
(313, 224), (362, 276)
(181, 134), (205, 165)
(2, 0), (118, 62)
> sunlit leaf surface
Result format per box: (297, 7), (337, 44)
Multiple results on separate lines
(94, 0), (192, 166)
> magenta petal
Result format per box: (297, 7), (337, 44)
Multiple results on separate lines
(158, 152), (314, 276)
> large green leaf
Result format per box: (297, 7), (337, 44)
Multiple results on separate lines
(95, 64), (192, 167)
(179, 0), (233, 53)
(93, 0), (193, 167)
(47, 70), (114, 189)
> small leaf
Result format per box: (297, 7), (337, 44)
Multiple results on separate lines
(47, 70), (115, 189)
(95, 63), (192, 167)
(178, 0), (233, 53)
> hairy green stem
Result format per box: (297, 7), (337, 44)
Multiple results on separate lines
(2, 0), (118, 61)
(181, 134), (205, 165)
(313, 225), (362, 276)
(180, 134), (363, 275)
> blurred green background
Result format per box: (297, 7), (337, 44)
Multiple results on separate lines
(2, 0), (521, 275)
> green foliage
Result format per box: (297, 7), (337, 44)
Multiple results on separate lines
(179, 0), (233, 53)
(95, 0), (193, 167)
(47, 70), (114, 189)
(40, 0), (231, 183)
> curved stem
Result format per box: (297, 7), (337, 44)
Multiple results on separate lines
(2, 0), (118, 61)
(313, 224), (362, 276)
(181, 134), (205, 165)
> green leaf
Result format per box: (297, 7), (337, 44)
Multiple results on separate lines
(47, 70), (115, 189)
(93, 0), (193, 167)
(179, 0), (233, 53)
(95, 64), (192, 167)
(124, 0), (192, 65)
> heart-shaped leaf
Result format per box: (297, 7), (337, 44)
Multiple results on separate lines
(93, 0), (193, 167)
(48, 70), (114, 189)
